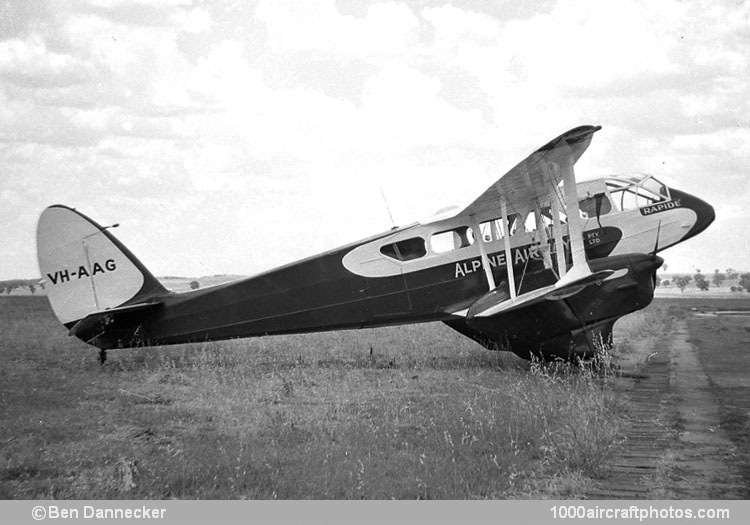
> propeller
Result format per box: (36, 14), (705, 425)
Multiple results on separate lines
(652, 220), (662, 256)
(651, 220), (662, 287)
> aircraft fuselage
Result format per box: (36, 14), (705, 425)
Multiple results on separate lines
(73, 174), (713, 360)
(39, 126), (715, 361)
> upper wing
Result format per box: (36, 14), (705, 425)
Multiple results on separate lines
(460, 125), (601, 222)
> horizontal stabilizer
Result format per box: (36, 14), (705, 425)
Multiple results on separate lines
(68, 301), (162, 342)
(467, 269), (613, 318)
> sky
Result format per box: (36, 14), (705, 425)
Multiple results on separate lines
(1, 0), (748, 280)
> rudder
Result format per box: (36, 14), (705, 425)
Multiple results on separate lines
(37, 205), (168, 327)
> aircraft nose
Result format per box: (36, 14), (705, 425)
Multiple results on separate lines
(669, 188), (715, 242)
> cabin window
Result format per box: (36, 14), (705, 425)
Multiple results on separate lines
(606, 176), (669, 211)
(540, 206), (567, 227)
(380, 237), (427, 261)
(640, 176), (670, 199)
(480, 218), (503, 242)
(507, 214), (521, 236)
(431, 226), (474, 254)
(479, 214), (522, 241)
(579, 193), (612, 218)
(608, 186), (662, 211)
(524, 211), (538, 232)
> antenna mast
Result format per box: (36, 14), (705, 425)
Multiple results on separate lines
(379, 185), (396, 228)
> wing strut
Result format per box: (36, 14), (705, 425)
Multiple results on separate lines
(499, 197), (517, 299)
(550, 191), (566, 277)
(554, 153), (592, 287)
(532, 200), (553, 270)
(471, 215), (496, 292)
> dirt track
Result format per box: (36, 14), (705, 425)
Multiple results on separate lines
(586, 318), (746, 499)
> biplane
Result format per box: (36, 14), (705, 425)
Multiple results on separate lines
(37, 125), (714, 363)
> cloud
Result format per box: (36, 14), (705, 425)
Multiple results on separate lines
(422, 4), (501, 51)
(1, 0), (748, 279)
(357, 64), (492, 153)
(81, 0), (192, 27)
(0, 0), (51, 39)
(256, 0), (421, 59)
(0, 35), (94, 88)
(182, 7), (212, 34)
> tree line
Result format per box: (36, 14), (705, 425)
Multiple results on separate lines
(0, 279), (43, 295)
(659, 268), (750, 293)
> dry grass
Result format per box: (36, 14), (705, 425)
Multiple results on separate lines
(0, 296), (650, 499)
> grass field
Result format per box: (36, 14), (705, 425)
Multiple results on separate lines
(0, 295), (705, 499)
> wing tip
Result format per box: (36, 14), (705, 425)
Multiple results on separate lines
(541, 124), (602, 151)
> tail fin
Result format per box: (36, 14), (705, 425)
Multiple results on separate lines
(37, 205), (168, 327)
